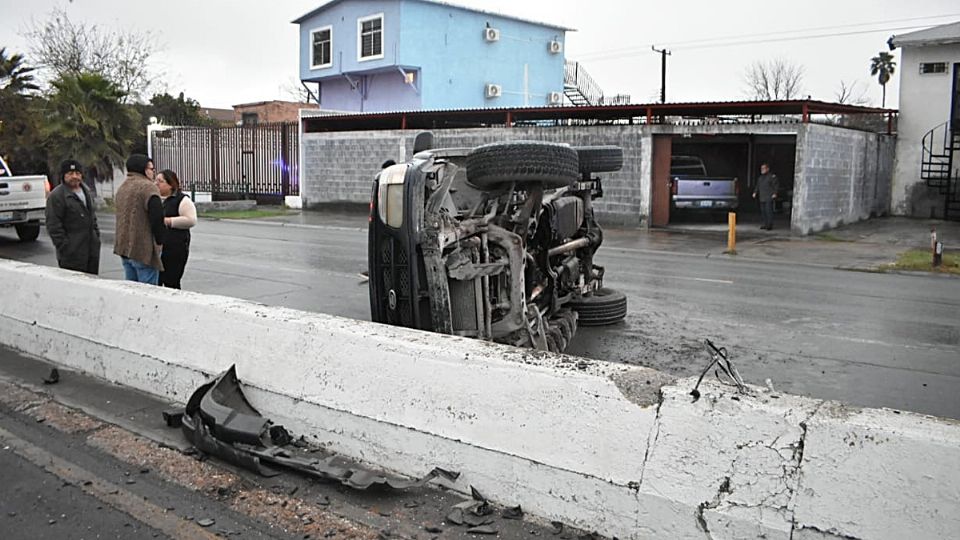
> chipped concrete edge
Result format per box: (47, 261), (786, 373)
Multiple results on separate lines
(0, 259), (958, 540)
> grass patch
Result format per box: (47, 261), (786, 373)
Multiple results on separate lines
(814, 232), (852, 242)
(198, 208), (291, 220)
(879, 249), (960, 275)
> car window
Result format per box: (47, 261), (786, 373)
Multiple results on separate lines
(671, 156), (707, 176)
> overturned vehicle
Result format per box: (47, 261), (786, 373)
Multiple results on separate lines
(368, 136), (627, 353)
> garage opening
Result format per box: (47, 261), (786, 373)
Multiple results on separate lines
(653, 134), (797, 228)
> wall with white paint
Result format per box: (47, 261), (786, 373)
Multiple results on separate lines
(0, 259), (957, 539)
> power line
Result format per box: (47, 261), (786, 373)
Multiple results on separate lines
(575, 13), (960, 61)
(662, 13), (960, 48)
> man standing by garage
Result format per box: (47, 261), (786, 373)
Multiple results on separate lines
(752, 162), (779, 230)
(45, 159), (100, 274)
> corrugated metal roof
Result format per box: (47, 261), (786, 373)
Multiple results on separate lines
(891, 21), (960, 48)
(292, 0), (574, 31)
(301, 100), (896, 133)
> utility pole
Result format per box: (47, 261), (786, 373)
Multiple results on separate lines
(651, 45), (671, 103)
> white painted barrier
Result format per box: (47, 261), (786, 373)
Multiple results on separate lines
(0, 259), (957, 539)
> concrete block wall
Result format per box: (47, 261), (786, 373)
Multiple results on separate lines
(2, 259), (960, 539)
(301, 126), (647, 226)
(793, 124), (895, 234)
(302, 122), (896, 234)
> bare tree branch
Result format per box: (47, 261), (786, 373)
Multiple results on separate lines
(743, 58), (805, 100)
(834, 79), (870, 106)
(21, 7), (161, 103)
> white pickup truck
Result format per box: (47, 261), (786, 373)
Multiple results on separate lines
(0, 155), (48, 242)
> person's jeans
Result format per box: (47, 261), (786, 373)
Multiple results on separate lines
(121, 257), (159, 285)
(759, 200), (775, 228)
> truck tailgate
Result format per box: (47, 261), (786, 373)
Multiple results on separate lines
(674, 177), (736, 197)
(0, 176), (47, 212)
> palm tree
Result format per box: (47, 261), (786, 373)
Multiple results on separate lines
(0, 48), (39, 94)
(41, 72), (139, 184)
(869, 51), (897, 108)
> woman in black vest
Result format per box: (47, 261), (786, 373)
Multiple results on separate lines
(156, 170), (197, 289)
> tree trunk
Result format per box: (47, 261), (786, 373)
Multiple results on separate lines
(881, 84), (886, 108)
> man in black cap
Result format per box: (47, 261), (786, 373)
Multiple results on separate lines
(45, 159), (101, 274)
(114, 154), (165, 284)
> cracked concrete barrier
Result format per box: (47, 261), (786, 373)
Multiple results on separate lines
(0, 259), (957, 539)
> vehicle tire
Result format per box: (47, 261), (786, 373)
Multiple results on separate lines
(466, 141), (579, 190)
(15, 222), (41, 242)
(568, 287), (627, 326)
(574, 146), (623, 174)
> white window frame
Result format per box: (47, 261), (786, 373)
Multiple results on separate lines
(310, 25), (333, 69)
(357, 13), (384, 62)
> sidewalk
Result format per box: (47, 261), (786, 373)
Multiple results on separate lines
(0, 345), (561, 540)
(244, 209), (960, 273)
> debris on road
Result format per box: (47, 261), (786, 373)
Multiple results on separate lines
(690, 339), (747, 401)
(176, 366), (459, 490)
(42, 368), (59, 385)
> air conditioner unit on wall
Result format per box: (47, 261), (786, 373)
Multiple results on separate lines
(485, 84), (502, 98)
(484, 27), (500, 42)
(549, 40), (563, 54)
(547, 92), (563, 105)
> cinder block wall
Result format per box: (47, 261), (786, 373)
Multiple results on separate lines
(793, 124), (895, 234)
(301, 122), (896, 234)
(301, 126), (647, 226)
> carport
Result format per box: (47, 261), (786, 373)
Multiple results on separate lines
(299, 99), (896, 235)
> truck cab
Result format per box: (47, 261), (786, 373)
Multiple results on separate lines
(0, 154), (48, 242)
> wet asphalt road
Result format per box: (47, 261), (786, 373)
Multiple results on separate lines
(1, 215), (958, 419)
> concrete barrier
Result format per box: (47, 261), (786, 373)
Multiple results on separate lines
(0, 258), (957, 539)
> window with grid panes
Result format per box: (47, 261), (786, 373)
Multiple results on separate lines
(359, 15), (383, 59)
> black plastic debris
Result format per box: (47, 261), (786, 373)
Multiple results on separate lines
(446, 486), (498, 528)
(502, 505), (523, 520)
(175, 365), (457, 491)
(42, 368), (59, 385)
(162, 409), (183, 428)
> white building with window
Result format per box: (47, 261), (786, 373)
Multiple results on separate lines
(890, 21), (960, 220)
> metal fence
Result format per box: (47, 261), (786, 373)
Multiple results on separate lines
(149, 122), (299, 202)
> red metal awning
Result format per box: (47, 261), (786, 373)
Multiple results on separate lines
(302, 100), (896, 133)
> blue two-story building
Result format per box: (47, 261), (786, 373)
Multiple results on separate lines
(293, 0), (572, 112)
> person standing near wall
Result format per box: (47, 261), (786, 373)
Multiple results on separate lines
(752, 162), (780, 230)
(156, 169), (197, 289)
(45, 159), (100, 274)
(114, 154), (165, 284)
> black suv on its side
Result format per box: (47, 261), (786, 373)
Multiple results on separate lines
(368, 135), (627, 353)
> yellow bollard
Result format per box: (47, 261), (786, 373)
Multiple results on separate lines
(726, 212), (737, 254)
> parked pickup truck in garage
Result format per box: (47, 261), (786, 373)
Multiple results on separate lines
(0, 154), (48, 242)
(670, 155), (739, 211)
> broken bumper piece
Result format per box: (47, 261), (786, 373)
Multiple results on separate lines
(179, 365), (459, 490)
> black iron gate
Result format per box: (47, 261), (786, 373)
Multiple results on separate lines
(149, 122), (299, 203)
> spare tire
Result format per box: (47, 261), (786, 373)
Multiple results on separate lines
(466, 141), (579, 189)
(568, 287), (627, 326)
(574, 146), (623, 174)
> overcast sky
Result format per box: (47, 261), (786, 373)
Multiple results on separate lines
(1, 0), (958, 109)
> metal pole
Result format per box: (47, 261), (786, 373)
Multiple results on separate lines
(727, 212), (737, 254)
(651, 46), (671, 103)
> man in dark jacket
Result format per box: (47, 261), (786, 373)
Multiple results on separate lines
(752, 162), (780, 230)
(45, 159), (100, 274)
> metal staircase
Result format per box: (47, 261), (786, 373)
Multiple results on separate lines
(921, 122), (960, 221)
(563, 61), (630, 107)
